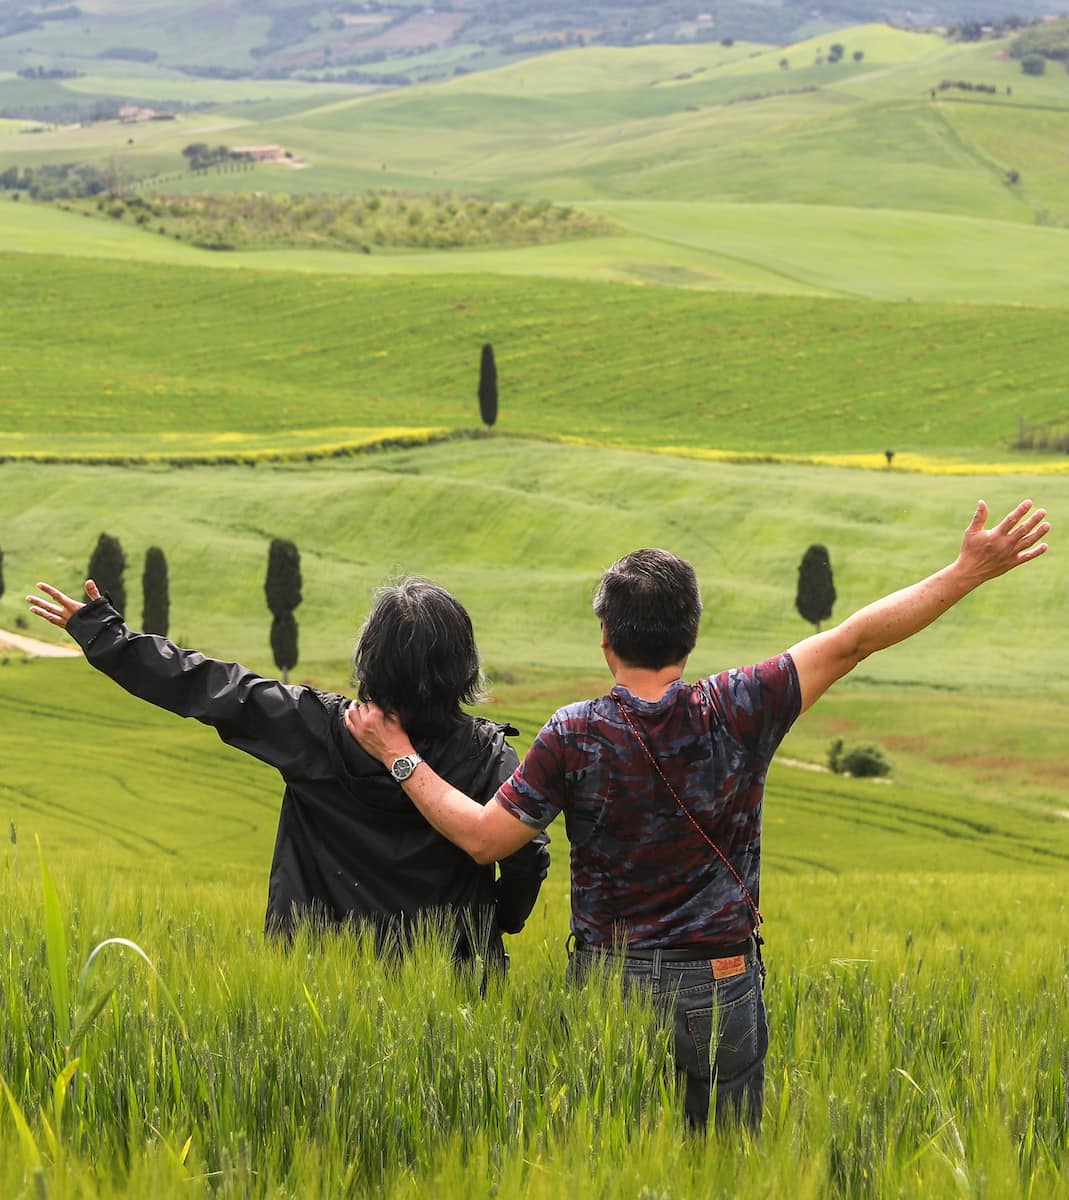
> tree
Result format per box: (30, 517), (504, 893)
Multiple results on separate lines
(265, 538), (301, 683)
(88, 532), (126, 616)
(0, 546), (5, 606)
(795, 544), (836, 633)
(1020, 54), (1046, 75)
(141, 546), (169, 637)
(478, 343), (498, 428)
(853, 50), (864, 62)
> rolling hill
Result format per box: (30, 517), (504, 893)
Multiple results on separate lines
(1, 252), (1068, 463)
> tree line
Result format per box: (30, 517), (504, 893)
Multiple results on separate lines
(79, 533), (304, 681)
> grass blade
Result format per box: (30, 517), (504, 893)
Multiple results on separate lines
(36, 835), (71, 1049)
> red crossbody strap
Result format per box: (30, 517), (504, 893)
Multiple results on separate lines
(613, 697), (763, 928)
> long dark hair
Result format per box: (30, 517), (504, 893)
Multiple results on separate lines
(353, 577), (484, 739)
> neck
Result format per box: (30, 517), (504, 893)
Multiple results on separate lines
(612, 663), (684, 702)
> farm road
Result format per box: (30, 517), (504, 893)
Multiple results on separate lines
(0, 629), (81, 657)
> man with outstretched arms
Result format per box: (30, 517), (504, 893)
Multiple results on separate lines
(346, 500), (1049, 1128)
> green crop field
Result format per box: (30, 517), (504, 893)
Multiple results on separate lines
(2, 15), (1069, 1198)
(2, 450), (1068, 1196)
(2, 253), (1069, 466)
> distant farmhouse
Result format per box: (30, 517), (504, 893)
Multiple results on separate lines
(118, 105), (156, 123)
(232, 144), (304, 167)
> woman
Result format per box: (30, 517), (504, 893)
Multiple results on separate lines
(28, 576), (549, 965)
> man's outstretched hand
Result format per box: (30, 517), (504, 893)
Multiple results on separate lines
(26, 580), (102, 631)
(956, 499), (1049, 587)
(345, 700), (415, 767)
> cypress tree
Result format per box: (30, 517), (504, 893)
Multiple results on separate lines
(265, 538), (302, 683)
(478, 343), (498, 428)
(795, 544), (836, 633)
(141, 546), (169, 637)
(270, 613), (298, 684)
(88, 532), (126, 616)
(0, 547), (5, 606)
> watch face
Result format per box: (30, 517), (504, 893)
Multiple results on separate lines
(391, 756), (416, 781)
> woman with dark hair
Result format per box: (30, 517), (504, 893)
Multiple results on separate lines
(27, 576), (549, 966)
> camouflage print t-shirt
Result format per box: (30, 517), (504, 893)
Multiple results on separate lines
(495, 655), (800, 948)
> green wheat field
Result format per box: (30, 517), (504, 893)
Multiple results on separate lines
(2, 18), (1068, 1199)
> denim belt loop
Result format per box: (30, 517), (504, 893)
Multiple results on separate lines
(651, 947), (662, 977)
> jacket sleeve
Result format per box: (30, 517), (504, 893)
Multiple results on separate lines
(67, 598), (327, 779)
(487, 733), (551, 935)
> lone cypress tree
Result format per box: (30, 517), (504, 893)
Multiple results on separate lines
(88, 532), (126, 616)
(478, 343), (498, 428)
(795, 544), (836, 633)
(141, 546), (169, 637)
(0, 547), (5, 607)
(265, 538), (301, 683)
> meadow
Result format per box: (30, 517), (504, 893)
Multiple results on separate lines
(2, 253), (1069, 467)
(2, 18), (1069, 1198)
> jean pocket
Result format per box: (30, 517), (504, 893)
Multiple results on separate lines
(684, 973), (765, 1083)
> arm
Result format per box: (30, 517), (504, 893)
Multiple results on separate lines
(345, 702), (539, 864)
(495, 835), (550, 934)
(27, 580), (323, 776)
(788, 499), (1050, 714)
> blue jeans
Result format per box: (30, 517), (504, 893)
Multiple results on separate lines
(567, 943), (768, 1130)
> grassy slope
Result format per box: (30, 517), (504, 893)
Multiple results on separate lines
(2, 26), (1067, 307)
(7, 194), (1069, 305)
(1, 447), (1066, 883)
(241, 26), (1069, 215)
(2, 251), (1067, 460)
(5, 27), (1068, 210)
(1, 448), (1064, 690)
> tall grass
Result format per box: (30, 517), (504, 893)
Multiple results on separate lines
(2, 861), (1066, 1198)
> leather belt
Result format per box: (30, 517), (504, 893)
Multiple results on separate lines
(572, 936), (755, 962)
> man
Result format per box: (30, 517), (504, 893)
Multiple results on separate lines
(27, 576), (549, 968)
(346, 499), (1050, 1127)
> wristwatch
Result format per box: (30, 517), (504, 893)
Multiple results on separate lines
(389, 753), (423, 782)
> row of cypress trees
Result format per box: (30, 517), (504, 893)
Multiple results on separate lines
(87, 533), (170, 636)
(6, 534), (831, 650)
(81, 533), (303, 682)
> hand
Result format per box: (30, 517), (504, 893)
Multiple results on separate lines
(956, 500), (1050, 586)
(344, 700), (415, 767)
(26, 580), (102, 630)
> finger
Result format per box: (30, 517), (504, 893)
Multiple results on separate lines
(1017, 542), (1048, 563)
(994, 499), (1033, 535)
(26, 596), (62, 617)
(27, 606), (63, 626)
(966, 500), (988, 532)
(85, 579), (101, 601)
(36, 582), (76, 607)
(1016, 520), (1051, 549)
(1011, 508), (1047, 539)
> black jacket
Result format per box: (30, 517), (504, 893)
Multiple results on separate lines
(68, 599), (550, 954)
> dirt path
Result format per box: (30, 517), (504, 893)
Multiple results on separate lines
(0, 628), (82, 658)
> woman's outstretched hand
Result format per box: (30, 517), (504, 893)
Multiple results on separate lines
(26, 580), (102, 631)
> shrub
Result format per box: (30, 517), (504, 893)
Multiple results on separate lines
(828, 738), (893, 778)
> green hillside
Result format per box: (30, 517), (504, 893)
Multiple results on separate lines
(7, 196), (1069, 305)
(1, 448), (1064, 691)
(1, 252), (1067, 463)
(3, 25), (1068, 226)
(2, 447), (1066, 879)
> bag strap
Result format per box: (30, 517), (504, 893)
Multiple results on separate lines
(613, 696), (763, 929)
